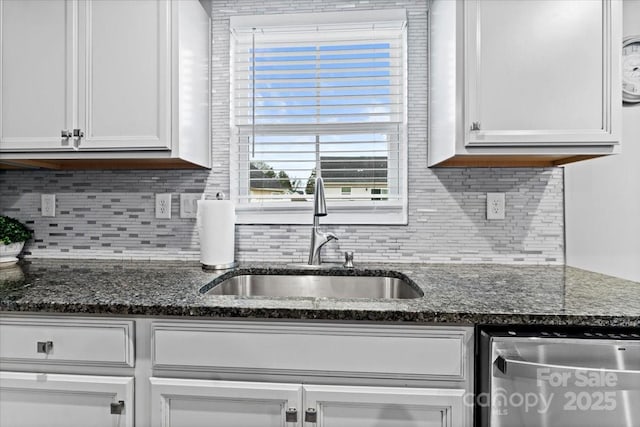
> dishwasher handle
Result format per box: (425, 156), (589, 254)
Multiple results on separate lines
(494, 354), (640, 390)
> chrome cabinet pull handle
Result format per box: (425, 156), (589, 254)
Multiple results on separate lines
(72, 128), (84, 150)
(36, 341), (53, 354)
(110, 401), (125, 415)
(305, 408), (318, 423)
(285, 407), (298, 422)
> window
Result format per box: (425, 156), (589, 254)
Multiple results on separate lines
(230, 10), (407, 224)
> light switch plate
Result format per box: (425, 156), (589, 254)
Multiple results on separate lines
(180, 194), (200, 218)
(487, 193), (505, 220)
(155, 193), (172, 219)
(41, 194), (56, 217)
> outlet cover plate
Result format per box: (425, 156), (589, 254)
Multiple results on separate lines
(180, 194), (200, 219)
(487, 193), (505, 220)
(41, 194), (56, 217)
(155, 193), (172, 219)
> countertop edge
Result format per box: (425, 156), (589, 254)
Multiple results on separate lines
(1, 302), (638, 327)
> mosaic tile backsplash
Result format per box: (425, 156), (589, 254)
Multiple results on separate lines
(0, 0), (564, 264)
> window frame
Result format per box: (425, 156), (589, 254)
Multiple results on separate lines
(229, 10), (408, 225)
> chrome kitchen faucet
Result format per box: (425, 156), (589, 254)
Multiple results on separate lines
(308, 177), (338, 265)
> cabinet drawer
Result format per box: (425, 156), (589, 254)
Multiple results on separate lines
(152, 321), (471, 380)
(0, 316), (134, 367)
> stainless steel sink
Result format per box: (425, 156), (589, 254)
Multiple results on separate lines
(203, 273), (423, 299)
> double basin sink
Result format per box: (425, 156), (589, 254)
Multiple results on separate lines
(201, 270), (423, 300)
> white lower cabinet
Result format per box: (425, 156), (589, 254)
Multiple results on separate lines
(0, 315), (135, 427)
(148, 321), (473, 427)
(149, 378), (465, 427)
(0, 316), (474, 426)
(0, 371), (134, 427)
(304, 384), (465, 427)
(150, 378), (302, 427)
(0, 316), (135, 367)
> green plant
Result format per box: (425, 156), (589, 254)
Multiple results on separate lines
(0, 216), (33, 245)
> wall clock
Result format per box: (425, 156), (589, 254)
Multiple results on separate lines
(623, 35), (640, 103)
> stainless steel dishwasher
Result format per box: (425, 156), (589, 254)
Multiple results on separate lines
(477, 327), (640, 427)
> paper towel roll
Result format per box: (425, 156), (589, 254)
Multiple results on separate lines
(197, 200), (236, 268)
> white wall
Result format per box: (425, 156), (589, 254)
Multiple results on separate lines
(565, 0), (640, 282)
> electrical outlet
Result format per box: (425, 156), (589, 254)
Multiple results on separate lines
(41, 194), (56, 217)
(155, 193), (172, 219)
(180, 194), (200, 219)
(487, 193), (505, 220)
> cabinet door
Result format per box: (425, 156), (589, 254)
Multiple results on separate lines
(77, 0), (171, 151)
(0, 371), (133, 427)
(0, 0), (75, 152)
(465, 0), (621, 146)
(303, 385), (466, 427)
(150, 377), (303, 427)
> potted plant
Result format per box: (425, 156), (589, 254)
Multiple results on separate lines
(0, 215), (33, 267)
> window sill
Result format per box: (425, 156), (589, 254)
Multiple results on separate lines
(235, 206), (407, 225)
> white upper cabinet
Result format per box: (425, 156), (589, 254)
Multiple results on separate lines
(0, 0), (74, 152)
(429, 0), (622, 167)
(77, 0), (171, 151)
(0, 0), (210, 169)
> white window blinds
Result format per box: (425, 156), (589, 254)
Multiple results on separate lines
(230, 10), (407, 224)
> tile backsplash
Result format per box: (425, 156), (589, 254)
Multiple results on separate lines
(0, 0), (564, 264)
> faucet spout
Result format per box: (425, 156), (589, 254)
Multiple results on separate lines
(308, 177), (338, 265)
(313, 176), (327, 218)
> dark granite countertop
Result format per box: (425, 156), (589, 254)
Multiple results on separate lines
(1, 259), (639, 327)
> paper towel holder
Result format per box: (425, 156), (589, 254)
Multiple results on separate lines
(199, 192), (238, 271)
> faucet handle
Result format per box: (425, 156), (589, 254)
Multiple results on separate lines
(343, 251), (354, 268)
(326, 232), (339, 242)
